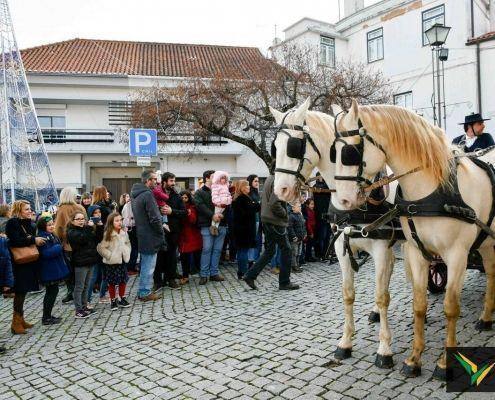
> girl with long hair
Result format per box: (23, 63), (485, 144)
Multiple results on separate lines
(97, 213), (131, 311)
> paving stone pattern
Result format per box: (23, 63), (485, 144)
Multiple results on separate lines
(0, 256), (494, 399)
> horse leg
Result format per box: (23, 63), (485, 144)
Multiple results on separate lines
(476, 246), (495, 331)
(432, 249), (468, 381)
(401, 242), (430, 378)
(368, 304), (380, 323)
(373, 243), (395, 369)
(335, 238), (355, 360)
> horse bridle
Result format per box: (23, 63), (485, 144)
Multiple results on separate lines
(331, 110), (386, 188)
(272, 112), (322, 184)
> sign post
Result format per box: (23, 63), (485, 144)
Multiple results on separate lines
(129, 128), (158, 158)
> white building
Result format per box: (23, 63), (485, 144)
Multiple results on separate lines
(21, 39), (270, 196)
(270, 0), (495, 138)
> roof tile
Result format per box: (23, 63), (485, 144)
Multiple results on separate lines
(21, 38), (268, 79)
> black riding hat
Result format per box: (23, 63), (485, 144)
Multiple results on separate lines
(458, 112), (491, 125)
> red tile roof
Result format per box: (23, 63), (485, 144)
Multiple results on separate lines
(21, 38), (269, 79)
(466, 31), (495, 45)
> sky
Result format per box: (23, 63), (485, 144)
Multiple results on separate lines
(11, 0), (379, 55)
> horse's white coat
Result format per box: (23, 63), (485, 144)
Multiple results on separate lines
(330, 99), (495, 373)
(271, 101), (398, 362)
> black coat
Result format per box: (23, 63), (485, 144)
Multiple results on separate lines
(232, 194), (261, 249)
(164, 188), (187, 244)
(6, 217), (40, 292)
(131, 183), (166, 253)
(452, 132), (495, 152)
(313, 179), (331, 223)
(67, 225), (100, 267)
(194, 186), (227, 228)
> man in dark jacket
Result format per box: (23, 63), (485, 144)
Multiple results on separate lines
(131, 170), (165, 301)
(154, 172), (186, 290)
(243, 169), (299, 291)
(452, 113), (493, 152)
(313, 173), (332, 259)
(194, 170), (226, 285)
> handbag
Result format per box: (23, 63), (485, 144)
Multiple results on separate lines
(11, 225), (39, 264)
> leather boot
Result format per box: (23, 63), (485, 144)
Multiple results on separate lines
(20, 313), (34, 329)
(11, 312), (26, 335)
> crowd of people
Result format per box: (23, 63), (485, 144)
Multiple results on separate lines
(0, 167), (332, 354)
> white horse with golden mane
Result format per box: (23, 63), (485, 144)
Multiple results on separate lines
(325, 99), (495, 379)
(270, 99), (399, 369)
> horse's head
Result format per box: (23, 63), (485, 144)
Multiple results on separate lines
(332, 99), (386, 210)
(271, 98), (321, 203)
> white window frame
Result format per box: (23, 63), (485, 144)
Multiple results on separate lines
(319, 36), (335, 67)
(422, 4), (445, 46)
(38, 116), (66, 129)
(393, 91), (413, 109)
(367, 28), (384, 63)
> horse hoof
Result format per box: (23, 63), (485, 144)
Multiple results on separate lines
(334, 347), (352, 360)
(401, 362), (421, 378)
(475, 319), (492, 331)
(375, 354), (394, 369)
(432, 365), (447, 381)
(368, 311), (380, 323)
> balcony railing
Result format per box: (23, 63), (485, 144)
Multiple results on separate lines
(42, 129), (114, 143)
(42, 128), (228, 145)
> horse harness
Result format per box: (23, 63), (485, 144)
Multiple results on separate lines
(331, 111), (386, 187)
(271, 112), (321, 184)
(353, 156), (495, 262)
(326, 178), (405, 272)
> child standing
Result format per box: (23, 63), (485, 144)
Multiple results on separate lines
(0, 228), (13, 353)
(97, 213), (131, 311)
(86, 205), (108, 305)
(67, 212), (100, 319)
(288, 203), (306, 273)
(36, 215), (69, 325)
(304, 199), (318, 262)
(210, 170), (232, 236)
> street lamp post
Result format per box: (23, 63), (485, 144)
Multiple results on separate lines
(425, 23), (451, 130)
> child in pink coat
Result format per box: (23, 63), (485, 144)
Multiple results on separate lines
(152, 172), (170, 230)
(210, 170), (232, 236)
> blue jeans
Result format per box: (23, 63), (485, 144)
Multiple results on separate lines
(138, 252), (158, 297)
(87, 263), (108, 302)
(270, 245), (281, 268)
(248, 222), (261, 262)
(200, 226), (227, 277)
(237, 247), (249, 275)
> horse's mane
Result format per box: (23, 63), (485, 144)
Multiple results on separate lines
(359, 105), (451, 187)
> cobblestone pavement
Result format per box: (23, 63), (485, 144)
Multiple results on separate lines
(0, 255), (494, 400)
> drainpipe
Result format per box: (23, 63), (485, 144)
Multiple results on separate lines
(471, 0), (482, 113)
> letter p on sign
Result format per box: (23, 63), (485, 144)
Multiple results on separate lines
(128, 129), (157, 157)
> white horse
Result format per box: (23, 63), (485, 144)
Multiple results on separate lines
(271, 99), (398, 368)
(327, 99), (495, 379)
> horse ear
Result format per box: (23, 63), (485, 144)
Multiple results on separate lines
(269, 106), (284, 124)
(293, 97), (311, 123)
(331, 104), (343, 116)
(349, 99), (359, 119)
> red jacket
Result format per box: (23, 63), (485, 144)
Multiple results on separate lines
(178, 203), (203, 253)
(305, 208), (317, 237)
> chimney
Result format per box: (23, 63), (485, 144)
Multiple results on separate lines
(491, 0), (495, 31)
(343, 0), (365, 18)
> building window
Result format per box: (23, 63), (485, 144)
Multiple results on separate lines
(319, 36), (335, 67)
(394, 92), (413, 109)
(38, 116), (66, 129)
(422, 5), (445, 46)
(367, 28), (384, 63)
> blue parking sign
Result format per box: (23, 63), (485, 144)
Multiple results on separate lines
(129, 129), (158, 156)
